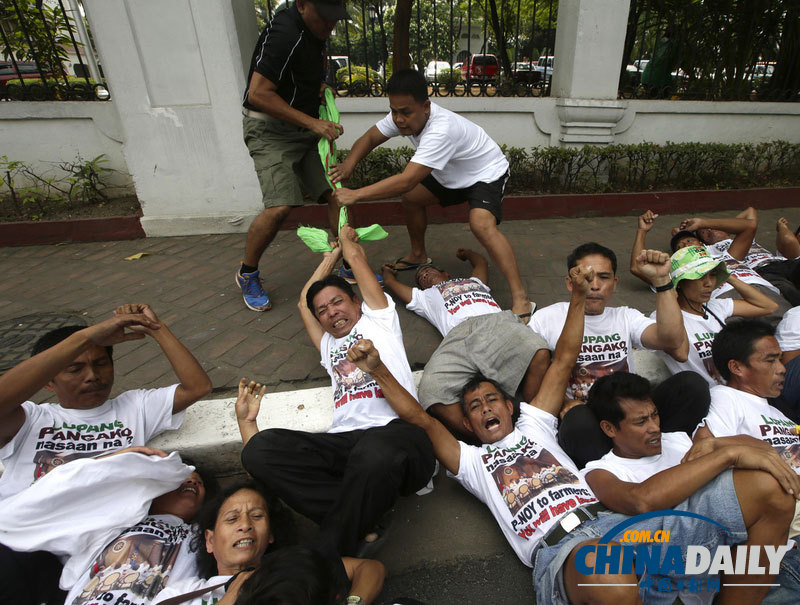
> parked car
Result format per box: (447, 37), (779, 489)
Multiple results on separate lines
(533, 55), (554, 84)
(425, 61), (451, 83)
(326, 55), (349, 86)
(461, 54), (499, 82)
(0, 61), (44, 87)
(452, 62), (463, 72)
(511, 61), (542, 84)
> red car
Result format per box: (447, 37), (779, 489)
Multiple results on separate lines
(0, 61), (44, 87)
(461, 54), (499, 82)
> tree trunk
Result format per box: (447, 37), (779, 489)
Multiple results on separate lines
(487, 0), (512, 77)
(393, 0), (413, 71)
(763, 3), (800, 101)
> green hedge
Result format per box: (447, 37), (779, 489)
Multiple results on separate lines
(3, 76), (108, 101)
(340, 141), (800, 194)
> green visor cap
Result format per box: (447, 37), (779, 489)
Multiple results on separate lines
(669, 245), (730, 290)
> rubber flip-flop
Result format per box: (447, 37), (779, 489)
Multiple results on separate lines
(516, 301), (537, 323)
(393, 257), (432, 271)
(355, 509), (394, 559)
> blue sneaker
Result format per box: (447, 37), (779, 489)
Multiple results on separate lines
(235, 266), (272, 311)
(338, 265), (384, 286)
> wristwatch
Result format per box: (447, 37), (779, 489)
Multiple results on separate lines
(346, 596), (364, 604)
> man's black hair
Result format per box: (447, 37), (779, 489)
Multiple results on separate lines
(235, 545), (347, 605)
(586, 372), (652, 428)
(712, 319), (775, 381)
(386, 68), (429, 103)
(31, 325), (113, 361)
(567, 242), (617, 275)
(459, 374), (514, 415)
(414, 264), (447, 288)
(305, 275), (357, 316)
(669, 229), (699, 253)
(190, 480), (295, 580)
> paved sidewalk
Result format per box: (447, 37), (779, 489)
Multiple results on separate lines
(1, 206), (798, 403)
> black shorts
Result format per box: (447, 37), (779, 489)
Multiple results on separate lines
(420, 170), (509, 224)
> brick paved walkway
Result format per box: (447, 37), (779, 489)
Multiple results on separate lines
(1, 206), (798, 402)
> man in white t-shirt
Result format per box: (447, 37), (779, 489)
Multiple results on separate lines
(695, 319), (800, 467)
(241, 225), (435, 559)
(382, 247), (549, 437)
(0, 305), (212, 605)
(328, 68), (531, 320)
(532, 242), (692, 467)
(583, 371), (797, 604)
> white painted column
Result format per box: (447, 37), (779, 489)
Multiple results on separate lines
(82, 0), (264, 236)
(551, 0), (630, 145)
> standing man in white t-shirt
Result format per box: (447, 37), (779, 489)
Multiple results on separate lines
(0, 305), (212, 605)
(328, 68), (532, 320)
(241, 225), (435, 560)
(531, 242), (693, 467)
(582, 371), (798, 604)
(382, 247), (549, 437)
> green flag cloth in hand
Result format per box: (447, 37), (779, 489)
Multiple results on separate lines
(318, 88), (341, 190)
(296, 206), (388, 253)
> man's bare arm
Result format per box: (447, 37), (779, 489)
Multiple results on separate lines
(727, 276), (779, 317)
(531, 265), (591, 417)
(298, 246), (343, 351)
(636, 250), (689, 361)
(630, 210), (658, 284)
(457, 248), (489, 284)
(114, 304), (212, 414)
(681, 212), (757, 261)
(248, 72), (342, 142)
(333, 162), (432, 207)
(340, 224), (386, 310)
(342, 557), (386, 605)
(0, 312), (160, 446)
(234, 378), (266, 447)
(347, 340), (461, 474)
(587, 442), (800, 515)
(329, 126), (389, 185)
(381, 263), (413, 305)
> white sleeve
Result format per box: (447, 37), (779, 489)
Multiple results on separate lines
(528, 306), (558, 350)
(375, 112), (400, 138)
(581, 463), (634, 484)
(361, 294), (400, 330)
(0, 401), (39, 459)
(409, 126), (457, 170)
(709, 297), (735, 322)
(627, 307), (657, 349)
(453, 442), (489, 505)
(130, 384), (182, 440)
(406, 287), (437, 323)
(696, 391), (743, 438)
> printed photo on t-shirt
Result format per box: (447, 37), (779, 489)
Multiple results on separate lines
(329, 331), (383, 410)
(436, 278), (498, 315)
(570, 357), (629, 402)
(33, 450), (99, 482)
(72, 518), (190, 605)
(757, 414), (800, 471)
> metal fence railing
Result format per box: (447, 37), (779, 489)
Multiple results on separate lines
(619, 0), (799, 102)
(0, 0), (109, 101)
(322, 0), (558, 98)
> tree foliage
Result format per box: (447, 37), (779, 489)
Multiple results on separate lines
(1, 0), (73, 80)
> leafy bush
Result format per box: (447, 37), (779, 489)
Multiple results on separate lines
(335, 65), (384, 94)
(3, 77), (109, 101)
(337, 141), (800, 194)
(436, 68), (463, 89)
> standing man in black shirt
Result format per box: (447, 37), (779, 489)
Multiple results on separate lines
(237, 0), (349, 312)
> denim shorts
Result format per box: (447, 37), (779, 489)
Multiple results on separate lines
(532, 470), (747, 605)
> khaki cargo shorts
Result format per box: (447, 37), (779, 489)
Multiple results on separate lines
(243, 113), (332, 208)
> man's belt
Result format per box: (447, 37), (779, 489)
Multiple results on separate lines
(540, 501), (607, 548)
(242, 108), (271, 121)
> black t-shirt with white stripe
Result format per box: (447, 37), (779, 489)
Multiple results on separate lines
(243, 5), (325, 118)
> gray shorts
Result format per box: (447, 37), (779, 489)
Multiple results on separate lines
(417, 311), (548, 409)
(242, 114), (331, 208)
(532, 470), (747, 605)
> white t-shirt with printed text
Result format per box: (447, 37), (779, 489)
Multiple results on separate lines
(698, 385), (800, 472)
(152, 575), (232, 605)
(650, 298), (733, 385)
(776, 306), (800, 353)
(455, 402), (598, 566)
(65, 514), (197, 605)
(320, 295), (414, 433)
(375, 102), (508, 189)
(530, 303), (655, 401)
(406, 277), (501, 337)
(582, 432), (692, 483)
(705, 240), (780, 296)
(0, 385), (181, 500)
